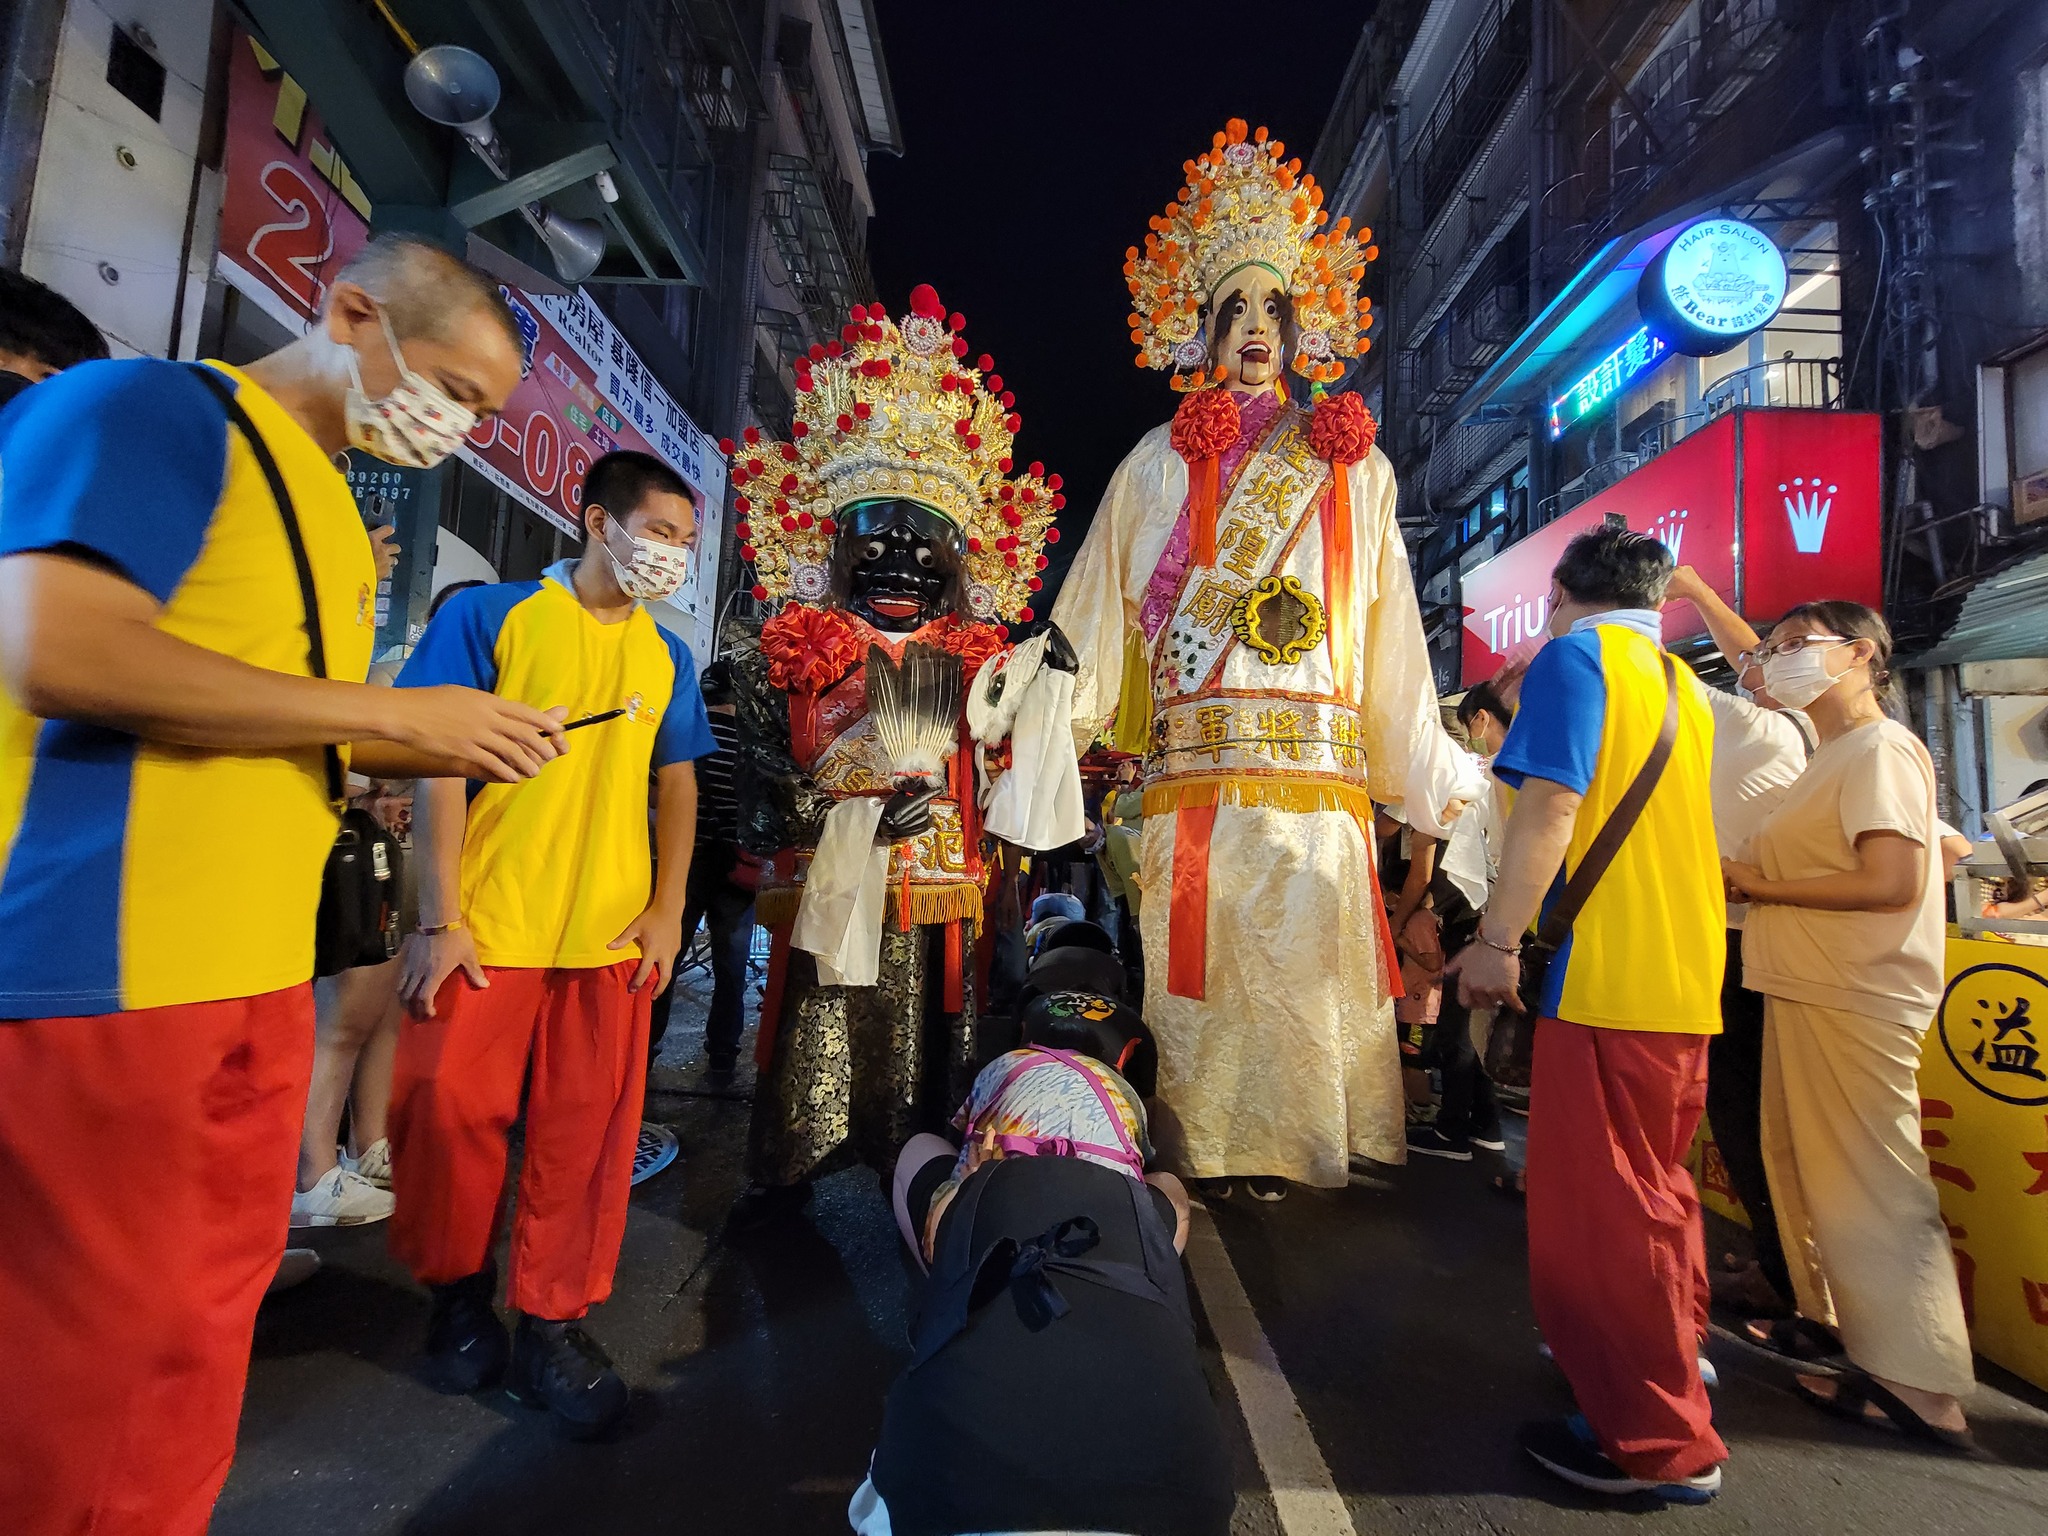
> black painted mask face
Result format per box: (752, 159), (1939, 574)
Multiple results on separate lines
(833, 499), (965, 632)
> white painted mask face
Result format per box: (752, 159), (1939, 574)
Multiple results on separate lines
(601, 515), (690, 602)
(343, 308), (477, 468)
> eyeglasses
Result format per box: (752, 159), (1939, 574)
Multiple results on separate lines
(1747, 633), (1848, 663)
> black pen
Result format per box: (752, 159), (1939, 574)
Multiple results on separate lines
(562, 709), (625, 731)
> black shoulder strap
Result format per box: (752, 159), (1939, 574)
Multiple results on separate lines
(187, 364), (346, 808)
(1777, 706), (1817, 761)
(1534, 651), (1679, 950)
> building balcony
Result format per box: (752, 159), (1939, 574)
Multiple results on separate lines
(1400, 0), (1532, 231)
(1541, 355), (1844, 521)
(1537, 0), (1808, 287)
(765, 152), (868, 326)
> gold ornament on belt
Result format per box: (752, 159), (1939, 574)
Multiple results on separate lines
(1231, 575), (1326, 666)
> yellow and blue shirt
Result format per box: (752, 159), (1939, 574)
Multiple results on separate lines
(398, 563), (714, 969)
(1492, 615), (1723, 1033)
(0, 360), (377, 1016)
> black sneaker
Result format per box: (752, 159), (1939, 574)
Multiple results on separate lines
(1407, 1125), (1475, 1162)
(1470, 1119), (1508, 1153)
(508, 1316), (628, 1439)
(1519, 1416), (1721, 1503)
(1193, 1177), (1234, 1202)
(424, 1266), (508, 1395)
(704, 1057), (737, 1091)
(1245, 1176), (1289, 1202)
(725, 1180), (813, 1233)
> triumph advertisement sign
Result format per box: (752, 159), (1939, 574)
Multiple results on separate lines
(1460, 410), (1882, 686)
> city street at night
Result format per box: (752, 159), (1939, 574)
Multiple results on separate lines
(4, 1), (2048, 1533)
(211, 983), (2048, 1536)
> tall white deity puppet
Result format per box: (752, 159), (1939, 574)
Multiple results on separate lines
(1052, 120), (1475, 1190)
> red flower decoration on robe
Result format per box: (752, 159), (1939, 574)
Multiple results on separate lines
(761, 604), (865, 694)
(929, 614), (1006, 678)
(1168, 387), (1241, 462)
(1308, 391), (1377, 465)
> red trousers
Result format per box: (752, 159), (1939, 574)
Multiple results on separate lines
(0, 986), (315, 1536)
(388, 963), (651, 1320)
(1525, 1016), (1726, 1481)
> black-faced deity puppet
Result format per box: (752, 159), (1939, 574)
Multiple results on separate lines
(720, 285), (1082, 1210)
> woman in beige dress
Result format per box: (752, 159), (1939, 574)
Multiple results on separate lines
(1722, 600), (1975, 1450)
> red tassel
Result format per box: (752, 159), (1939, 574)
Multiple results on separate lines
(1189, 456), (1221, 566)
(1167, 804), (1218, 999)
(756, 928), (794, 1068)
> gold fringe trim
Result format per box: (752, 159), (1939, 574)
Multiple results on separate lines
(752, 880), (982, 932)
(893, 882), (983, 929)
(1141, 775), (1377, 819)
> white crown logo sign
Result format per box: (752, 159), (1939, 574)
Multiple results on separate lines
(1649, 506), (1688, 563)
(1780, 476), (1836, 555)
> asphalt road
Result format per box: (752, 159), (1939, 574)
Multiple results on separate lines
(216, 971), (2048, 1535)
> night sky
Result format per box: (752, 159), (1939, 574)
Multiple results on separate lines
(865, 0), (1371, 602)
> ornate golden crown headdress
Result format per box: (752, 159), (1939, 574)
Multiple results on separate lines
(1125, 119), (1380, 393)
(722, 285), (1063, 625)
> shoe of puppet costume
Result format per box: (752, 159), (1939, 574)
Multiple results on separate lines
(424, 1264), (510, 1395)
(508, 1316), (629, 1440)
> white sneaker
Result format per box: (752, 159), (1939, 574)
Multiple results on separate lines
(341, 1138), (393, 1189)
(291, 1165), (395, 1228)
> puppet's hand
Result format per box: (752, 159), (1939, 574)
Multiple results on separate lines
(1043, 622), (1079, 674)
(879, 786), (940, 840)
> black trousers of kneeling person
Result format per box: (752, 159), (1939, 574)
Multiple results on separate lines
(872, 1156), (1233, 1536)
(1704, 927), (1795, 1307)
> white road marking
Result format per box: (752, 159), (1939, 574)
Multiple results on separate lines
(1184, 1204), (1359, 1536)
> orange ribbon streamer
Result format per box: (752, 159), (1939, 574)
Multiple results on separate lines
(1356, 812), (1405, 1002)
(1167, 802), (1219, 999)
(1321, 463), (1356, 704)
(943, 921), (964, 1013)
(1189, 456), (1221, 566)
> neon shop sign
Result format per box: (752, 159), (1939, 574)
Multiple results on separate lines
(1548, 326), (1668, 439)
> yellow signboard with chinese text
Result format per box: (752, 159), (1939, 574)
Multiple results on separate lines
(1921, 937), (2048, 1390)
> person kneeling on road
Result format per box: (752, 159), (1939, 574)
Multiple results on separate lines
(855, 992), (1231, 1536)
(390, 450), (716, 1439)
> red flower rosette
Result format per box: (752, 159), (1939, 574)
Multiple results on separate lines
(761, 604), (864, 694)
(1308, 391), (1377, 465)
(1169, 387), (1240, 463)
(1169, 388), (1240, 566)
(930, 614), (1006, 678)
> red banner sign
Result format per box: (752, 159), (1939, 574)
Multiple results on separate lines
(1460, 409), (1882, 685)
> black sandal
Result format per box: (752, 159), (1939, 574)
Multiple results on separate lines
(1742, 1316), (1844, 1363)
(1793, 1371), (1979, 1455)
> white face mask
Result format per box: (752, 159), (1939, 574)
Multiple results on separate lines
(343, 309), (477, 468)
(600, 515), (691, 602)
(1759, 640), (1848, 709)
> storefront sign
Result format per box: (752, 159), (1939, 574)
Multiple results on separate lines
(1548, 325), (1668, 439)
(1638, 217), (1787, 357)
(216, 35), (369, 331)
(1460, 410), (1882, 685)
(1916, 938), (2048, 1390)
(215, 29), (726, 657)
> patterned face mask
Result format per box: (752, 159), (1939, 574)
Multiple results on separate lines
(601, 515), (691, 602)
(343, 308), (477, 468)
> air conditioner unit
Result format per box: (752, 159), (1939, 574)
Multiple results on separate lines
(2013, 468), (2048, 527)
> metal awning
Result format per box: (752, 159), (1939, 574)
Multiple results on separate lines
(834, 0), (903, 155)
(1447, 128), (1856, 424)
(1911, 552), (2048, 668)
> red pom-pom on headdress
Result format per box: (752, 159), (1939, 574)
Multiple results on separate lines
(908, 284), (944, 320)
